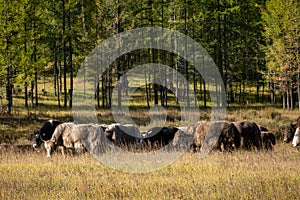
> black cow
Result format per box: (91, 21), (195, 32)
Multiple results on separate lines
(142, 126), (179, 148)
(233, 121), (262, 151)
(31, 120), (62, 149)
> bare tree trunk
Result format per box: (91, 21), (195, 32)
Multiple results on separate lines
(203, 81), (207, 109)
(287, 90), (290, 110)
(62, 0), (67, 108)
(32, 19), (38, 107)
(298, 72), (300, 111)
(30, 81), (34, 107)
(24, 21), (28, 108)
(54, 57), (57, 97)
(6, 66), (12, 114)
(108, 67), (112, 108)
(290, 87), (293, 110)
(145, 74), (150, 109)
(68, 8), (73, 108)
(282, 91), (286, 110)
(101, 75), (106, 109)
(184, 0), (189, 108)
(57, 59), (61, 108)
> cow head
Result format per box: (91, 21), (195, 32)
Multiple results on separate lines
(283, 124), (296, 143)
(31, 130), (42, 149)
(104, 124), (116, 142)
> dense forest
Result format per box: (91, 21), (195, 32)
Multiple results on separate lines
(0, 0), (299, 113)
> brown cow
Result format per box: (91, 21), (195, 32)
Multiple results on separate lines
(192, 121), (241, 153)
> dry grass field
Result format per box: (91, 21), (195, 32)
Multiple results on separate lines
(0, 99), (300, 199)
(0, 144), (299, 199)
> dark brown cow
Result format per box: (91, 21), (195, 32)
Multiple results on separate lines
(261, 131), (276, 151)
(233, 121), (262, 151)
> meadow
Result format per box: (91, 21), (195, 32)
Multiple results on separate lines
(0, 91), (300, 199)
(0, 143), (299, 199)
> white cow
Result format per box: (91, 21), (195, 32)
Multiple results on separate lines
(292, 128), (300, 147)
(43, 123), (106, 157)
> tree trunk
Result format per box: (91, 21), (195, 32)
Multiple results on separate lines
(203, 81), (207, 109)
(24, 82), (28, 108)
(54, 57), (57, 97)
(145, 74), (150, 109)
(184, 0), (189, 108)
(24, 21), (28, 108)
(101, 75), (106, 109)
(33, 21), (38, 107)
(282, 91), (286, 110)
(57, 60), (61, 108)
(298, 72), (300, 111)
(68, 8), (73, 108)
(31, 81), (34, 107)
(6, 66), (12, 114)
(290, 87), (293, 110)
(117, 0), (122, 109)
(62, 0), (67, 108)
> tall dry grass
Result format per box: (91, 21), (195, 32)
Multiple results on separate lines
(0, 143), (299, 199)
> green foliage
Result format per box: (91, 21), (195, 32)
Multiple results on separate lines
(261, 0), (300, 107)
(0, 0), (298, 110)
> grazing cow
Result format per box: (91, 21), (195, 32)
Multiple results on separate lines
(31, 120), (62, 148)
(142, 126), (179, 148)
(73, 124), (108, 155)
(172, 129), (194, 150)
(192, 121), (241, 153)
(261, 131), (276, 151)
(292, 128), (300, 147)
(104, 124), (141, 146)
(44, 123), (94, 157)
(283, 123), (297, 144)
(192, 121), (211, 152)
(233, 121), (262, 151)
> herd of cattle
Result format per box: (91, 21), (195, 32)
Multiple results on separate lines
(26, 117), (300, 157)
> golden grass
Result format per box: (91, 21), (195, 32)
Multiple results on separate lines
(0, 144), (299, 200)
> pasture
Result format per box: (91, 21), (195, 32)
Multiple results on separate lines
(0, 105), (300, 199)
